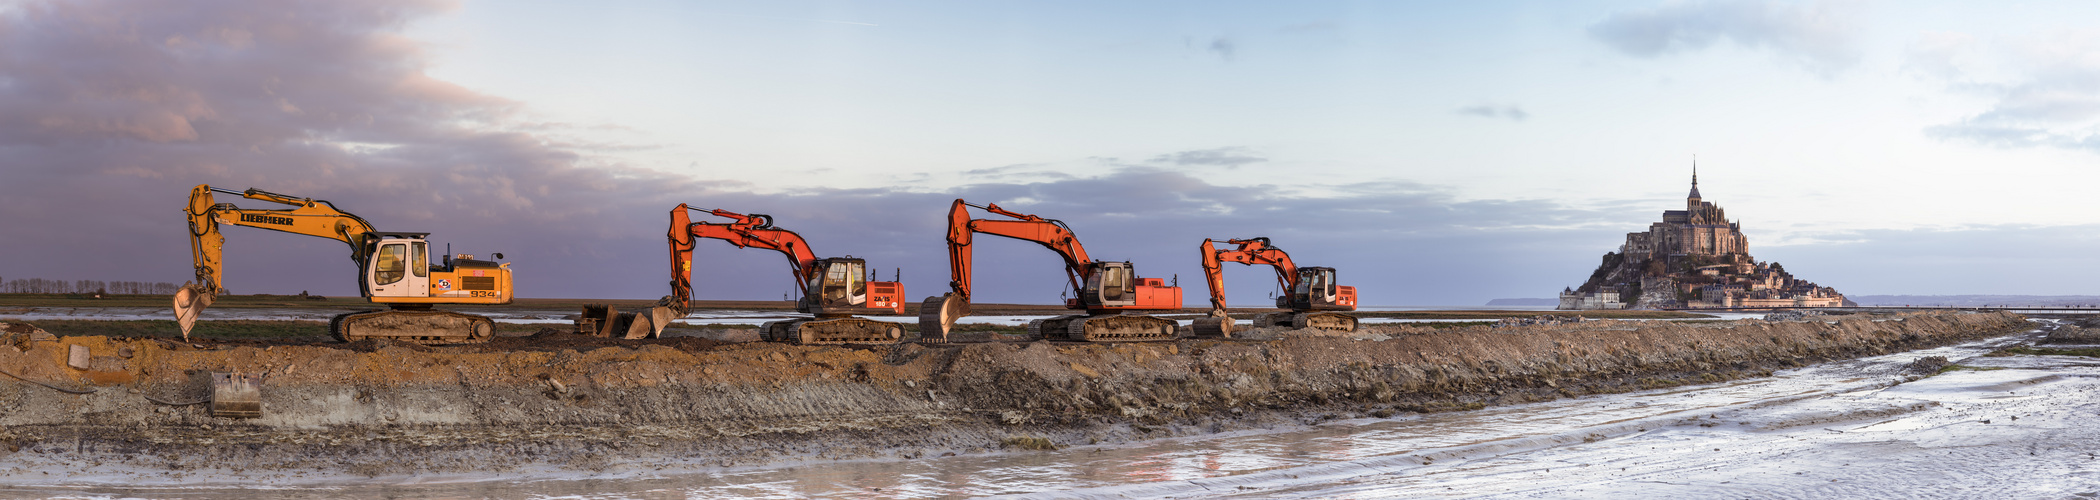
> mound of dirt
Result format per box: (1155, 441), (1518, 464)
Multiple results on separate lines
(2040, 323), (2100, 344)
(0, 311), (2034, 477)
(466, 329), (734, 353)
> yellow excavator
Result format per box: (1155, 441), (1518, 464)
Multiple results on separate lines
(172, 185), (513, 344)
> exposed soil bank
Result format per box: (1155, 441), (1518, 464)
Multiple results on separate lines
(0, 311), (2030, 478)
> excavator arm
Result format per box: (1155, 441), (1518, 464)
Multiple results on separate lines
(665, 204), (819, 314)
(926, 198), (1155, 340)
(939, 199), (1093, 303)
(175, 184), (378, 338)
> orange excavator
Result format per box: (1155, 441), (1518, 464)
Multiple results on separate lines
(1191, 237), (1358, 337)
(919, 199), (1183, 342)
(656, 204), (907, 344)
(173, 185), (513, 344)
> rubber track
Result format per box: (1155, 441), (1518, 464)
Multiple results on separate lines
(334, 309), (495, 345)
(1070, 314), (1178, 342)
(786, 317), (905, 345)
(1292, 312), (1360, 332)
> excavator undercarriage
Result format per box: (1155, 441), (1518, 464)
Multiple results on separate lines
(1260, 311), (1359, 332)
(1027, 313), (1180, 342)
(331, 307), (496, 344)
(760, 317), (905, 345)
(1193, 310), (1360, 337)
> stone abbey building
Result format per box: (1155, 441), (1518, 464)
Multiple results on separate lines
(1559, 170), (1847, 310)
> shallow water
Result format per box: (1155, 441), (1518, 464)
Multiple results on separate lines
(7, 323), (2082, 498)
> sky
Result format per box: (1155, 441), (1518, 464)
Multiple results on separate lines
(2, 0), (2098, 306)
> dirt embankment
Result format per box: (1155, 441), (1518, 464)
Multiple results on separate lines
(0, 311), (2031, 475)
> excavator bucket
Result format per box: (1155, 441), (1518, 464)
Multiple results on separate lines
(579, 303), (678, 340)
(172, 284), (214, 341)
(619, 307), (672, 340)
(577, 304), (615, 337)
(1191, 310), (1235, 338)
(621, 313), (652, 339)
(916, 294), (970, 342)
(636, 305), (678, 339)
(210, 372), (262, 418)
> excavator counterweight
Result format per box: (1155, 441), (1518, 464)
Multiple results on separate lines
(1193, 237), (1358, 337)
(175, 185), (513, 344)
(920, 199), (1182, 342)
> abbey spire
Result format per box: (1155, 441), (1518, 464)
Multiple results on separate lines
(1688, 158), (1702, 203)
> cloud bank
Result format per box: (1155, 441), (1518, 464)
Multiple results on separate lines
(1457, 104), (1530, 121)
(0, 0), (2085, 308)
(1589, 0), (1862, 76)
(1915, 31), (2100, 152)
(0, 0), (711, 296)
(1147, 147), (1267, 168)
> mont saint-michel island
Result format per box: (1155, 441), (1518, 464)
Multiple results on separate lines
(1559, 170), (1850, 310)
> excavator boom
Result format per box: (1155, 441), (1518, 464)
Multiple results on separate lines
(666, 204), (818, 313)
(940, 201), (1092, 303)
(177, 185), (378, 337)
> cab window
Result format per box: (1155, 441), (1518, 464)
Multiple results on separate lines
(824, 263), (850, 302)
(1101, 266), (1127, 300)
(411, 242), (429, 278)
(375, 244), (406, 285)
(846, 261), (866, 304)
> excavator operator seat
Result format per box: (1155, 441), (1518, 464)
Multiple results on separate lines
(375, 245), (405, 285)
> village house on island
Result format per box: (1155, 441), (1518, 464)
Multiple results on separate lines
(1559, 168), (1849, 310)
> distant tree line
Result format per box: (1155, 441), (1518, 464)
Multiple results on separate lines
(0, 276), (181, 295)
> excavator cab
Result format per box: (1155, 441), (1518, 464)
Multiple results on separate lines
(805, 257), (869, 311)
(1079, 261), (1140, 307)
(366, 233), (432, 298)
(358, 231), (512, 304)
(1279, 266), (1355, 311)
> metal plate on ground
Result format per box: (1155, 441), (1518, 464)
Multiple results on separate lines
(210, 372), (262, 419)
